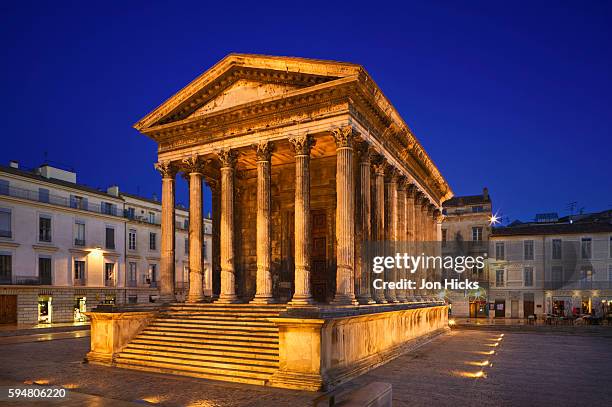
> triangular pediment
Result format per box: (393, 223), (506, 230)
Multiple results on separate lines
(189, 78), (304, 118)
(134, 54), (363, 130)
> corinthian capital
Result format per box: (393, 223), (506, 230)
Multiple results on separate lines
(397, 175), (408, 190)
(331, 125), (356, 148)
(371, 154), (387, 176)
(288, 134), (315, 156)
(182, 154), (205, 174)
(216, 148), (238, 168)
(253, 140), (273, 162)
(406, 183), (418, 198)
(154, 160), (178, 179)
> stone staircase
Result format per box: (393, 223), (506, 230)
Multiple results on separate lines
(114, 303), (286, 385)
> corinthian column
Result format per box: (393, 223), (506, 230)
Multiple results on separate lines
(251, 141), (275, 304)
(406, 184), (417, 301)
(183, 155), (204, 303)
(420, 195), (431, 300)
(372, 157), (387, 303)
(216, 148), (240, 303)
(155, 161), (177, 303)
(413, 191), (424, 300)
(289, 134), (315, 306)
(384, 166), (399, 303)
(396, 176), (408, 302)
(331, 126), (358, 305)
(206, 179), (221, 298)
(355, 142), (375, 304)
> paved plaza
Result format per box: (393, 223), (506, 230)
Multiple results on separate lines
(0, 328), (611, 406)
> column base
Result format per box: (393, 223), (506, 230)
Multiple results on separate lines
(375, 298), (388, 304)
(331, 294), (359, 306)
(288, 295), (316, 307)
(250, 295), (277, 304)
(216, 294), (242, 304)
(357, 296), (376, 305)
(186, 295), (205, 303)
(158, 294), (175, 304)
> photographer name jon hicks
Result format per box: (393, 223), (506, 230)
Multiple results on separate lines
(372, 277), (480, 291)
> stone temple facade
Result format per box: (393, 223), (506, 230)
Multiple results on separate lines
(87, 54), (452, 391)
(135, 54), (452, 306)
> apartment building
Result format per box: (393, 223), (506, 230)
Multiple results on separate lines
(0, 161), (212, 325)
(489, 210), (612, 319)
(441, 187), (492, 318)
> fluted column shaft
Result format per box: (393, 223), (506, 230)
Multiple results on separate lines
(356, 144), (374, 304)
(156, 161), (176, 303)
(332, 127), (358, 305)
(210, 182), (221, 298)
(217, 149), (240, 303)
(384, 168), (398, 303)
(289, 135), (315, 305)
(406, 185), (417, 301)
(373, 160), (387, 303)
(186, 165), (204, 303)
(252, 142), (274, 303)
(420, 197), (430, 299)
(396, 178), (408, 302)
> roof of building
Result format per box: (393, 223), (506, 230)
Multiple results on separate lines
(492, 210), (612, 236)
(443, 188), (491, 208)
(0, 164), (120, 200)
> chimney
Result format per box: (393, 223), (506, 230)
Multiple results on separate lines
(9, 160), (18, 169)
(107, 185), (120, 197)
(483, 187), (489, 201)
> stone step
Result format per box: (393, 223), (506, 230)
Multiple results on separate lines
(169, 302), (286, 308)
(115, 354), (274, 377)
(125, 342), (279, 361)
(114, 358), (271, 385)
(131, 337), (280, 353)
(149, 321), (279, 332)
(156, 317), (277, 327)
(142, 326), (279, 339)
(118, 348), (278, 370)
(137, 332), (279, 346)
(160, 310), (283, 317)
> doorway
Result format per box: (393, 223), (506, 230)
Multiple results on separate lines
(38, 295), (52, 324)
(494, 299), (505, 318)
(511, 300), (519, 318)
(311, 211), (329, 303)
(0, 295), (17, 324)
(523, 293), (535, 317)
(74, 297), (86, 322)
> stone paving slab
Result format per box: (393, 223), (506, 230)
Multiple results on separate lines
(1, 329), (611, 406)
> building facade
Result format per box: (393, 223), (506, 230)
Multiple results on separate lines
(441, 188), (492, 317)
(0, 161), (211, 324)
(489, 210), (612, 319)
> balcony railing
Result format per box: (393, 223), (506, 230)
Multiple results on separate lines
(105, 279), (115, 287)
(0, 275), (52, 285)
(0, 184), (126, 218)
(74, 278), (86, 286)
(74, 238), (86, 246)
(127, 280), (137, 288)
(0, 229), (11, 238)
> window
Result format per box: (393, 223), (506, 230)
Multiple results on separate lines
(609, 237), (612, 258)
(185, 238), (189, 255)
(0, 253), (12, 284)
(524, 267), (534, 287)
(102, 202), (115, 215)
(184, 219), (189, 229)
(38, 188), (50, 203)
(128, 296), (137, 304)
(74, 221), (85, 246)
(552, 239), (562, 260)
(104, 263), (115, 283)
(148, 212), (155, 224)
(149, 232), (156, 250)
(128, 262), (137, 286)
(0, 208), (11, 238)
(524, 240), (534, 260)
(203, 240), (208, 260)
(128, 229), (136, 250)
(126, 207), (135, 219)
(70, 195), (88, 210)
(581, 238), (592, 259)
(39, 215), (52, 242)
(472, 227), (483, 242)
(607, 264), (612, 284)
(74, 260), (85, 282)
(495, 269), (505, 287)
(105, 227), (115, 250)
(0, 179), (8, 195)
(580, 267), (593, 287)
(148, 264), (157, 287)
(472, 206), (484, 213)
(495, 242), (505, 260)
(39, 257), (52, 285)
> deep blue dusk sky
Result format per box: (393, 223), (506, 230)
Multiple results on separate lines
(1, 1), (610, 222)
